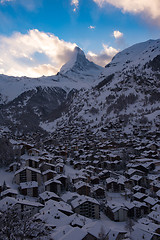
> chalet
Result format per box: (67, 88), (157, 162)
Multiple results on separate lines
(55, 163), (64, 173)
(25, 158), (40, 169)
(44, 179), (61, 195)
(74, 181), (91, 196)
(39, 191), (61, 204)
(105, 201), (128, 222)
(0, 196), (43, 216)
(144, 196), (159, 211)
(150, 181), (160, 193)
(132, 201), (149, 218)
(72, 176), (87, 184)
(83, 222), (110, 240)
(28, 148), (40, 156)
(133, 192), (147, 202)
(92, 185), (105, 198)
(54, 174), (68, 191)
(125, 168), (144, 179)
(74, 162), (83, 170)
(14, 166), (42, 185)
(133, 185), (146, 194)
(90, 176), (100, 185)
(9, 162), (20, 172)
(19, 181), (38, 197)
(0, 189), (18, 199)
(42, 169), (57, 182)
(106, 177), (125, 192)
(130, 174), (146, 187)
(71, 195), (100, 219)
(40, 162), (55, 172)
(20, 143), (33, 155)
(98, 170), (111, 181)
(104, 160), (121, 170)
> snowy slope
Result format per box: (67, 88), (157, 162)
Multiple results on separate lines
(103, 39), (160, 76)
(0, 47), (103, 104)
(42, 39), (160, 137)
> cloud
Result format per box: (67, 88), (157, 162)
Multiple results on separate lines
(88, 25), (96, 30)
(87, 43), (119, 66)
(93, 0), (160, 24)
(0, 0), (13, 3)
(113, 30), (123, 39)
(71, 0), (79, 12)
(0, 29), (77, 77)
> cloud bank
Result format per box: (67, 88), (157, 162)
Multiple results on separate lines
(93, 0), (160, 24)
(0, 29), (77, 77)
(87, 44), (119, 66)
(0, 29), (119, 77)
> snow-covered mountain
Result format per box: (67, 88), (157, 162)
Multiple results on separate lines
(0, 47), (103, 104)
(0, 47), (103, 134)
(60, 46), (102, 75)
(42, 39), (160, 140)
(0, 39), (160, 137)
(103, 39), (160, 75)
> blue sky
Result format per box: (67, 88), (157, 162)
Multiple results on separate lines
(0, 0), (159, 77)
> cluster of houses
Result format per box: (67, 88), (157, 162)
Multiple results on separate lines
(0, 121), (160, 239)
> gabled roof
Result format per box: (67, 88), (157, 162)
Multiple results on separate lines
(71, 195), (99, 209)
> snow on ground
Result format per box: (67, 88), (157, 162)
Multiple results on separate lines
(64, 164), (84, 180)
(0, 168), (17, 189)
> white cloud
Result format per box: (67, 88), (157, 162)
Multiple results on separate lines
(71, 0), (79, 12)
(87, 44), (119, 66)
(113, 30), (123, 39)
(93, 0), (160, 23)
(88, 26), (96, 30)
(0, 29), (77, 77)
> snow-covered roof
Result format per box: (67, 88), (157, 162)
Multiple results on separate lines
(15, 166), (41, 175)
(71, 195), (99, 209)
(74, 181), (90, 190)
(1, 188), (18, 197)
(144, 196), (158, 206)
(39, 191), (60, 201)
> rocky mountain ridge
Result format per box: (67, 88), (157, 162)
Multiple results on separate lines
(0, 39), (160, 138)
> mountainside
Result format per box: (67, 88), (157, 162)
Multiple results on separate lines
(42, 39), (160, 142)
(0, 39), (160, 138)
(0, 47), (103, 135)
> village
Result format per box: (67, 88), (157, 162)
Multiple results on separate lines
(0, 120), (160, 240)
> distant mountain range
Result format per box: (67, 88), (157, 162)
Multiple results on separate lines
(0, 39), (160, 137)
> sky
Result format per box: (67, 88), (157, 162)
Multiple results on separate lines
(0, 0), (160, 77)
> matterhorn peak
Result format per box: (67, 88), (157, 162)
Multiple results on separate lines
(60, 46), (102, 75)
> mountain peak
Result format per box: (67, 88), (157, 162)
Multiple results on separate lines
(60, 46), (102, 74)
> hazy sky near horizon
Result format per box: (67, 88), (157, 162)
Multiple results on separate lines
(0, 0), (160, 77)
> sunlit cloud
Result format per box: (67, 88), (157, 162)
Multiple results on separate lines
(93, 0), (160, 24)
(71, 0), (79, 12)
(113, 30), (123, 39)
(87, 43), (119, 66)
(0, 29), (77, 77)
(88, 25), (96, 30)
